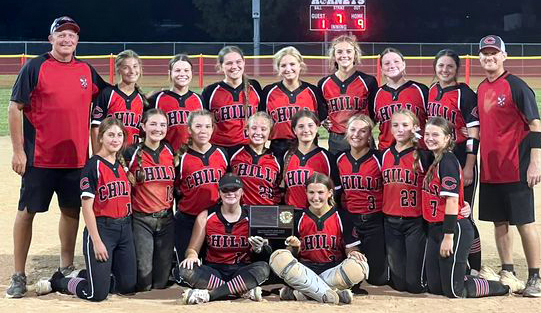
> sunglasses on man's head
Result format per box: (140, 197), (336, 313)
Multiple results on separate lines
(220, 187), (240, 193)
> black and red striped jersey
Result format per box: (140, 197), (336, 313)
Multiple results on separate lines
(91, 85), (145, 146)
(202, 80), (262, 147)
(205, 205), (251, 264)
(176, 145), (228, 216)
(11, 53), (108, 168)
(381, 145), (425, 217)
(477, 72), (539, 183)
(230, 146), (281, 205)
(284, 147), (339, 209)
(80, 155), (131, 219)
(318, 71), (378, 134)
(421, 152), (465, 223)
(373, 81), (428, 150)
(124, 142), (175, 214)
(336, 150), (384, 214)
(262, 81), (327, 140)
(148, 90), (204, 151)
(295, 207), (358, 264)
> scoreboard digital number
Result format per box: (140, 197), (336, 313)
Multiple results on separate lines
(310, 4), (366, 31)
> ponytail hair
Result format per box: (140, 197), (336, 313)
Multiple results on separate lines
(433, 49), (460, 84)
(115, 49), (148, 107)
(97, 117), (133, 184)
(174, 109), (214, 166)
(305, 172), (336, 207)
(345, 114), (375, 148)
(424, 117), (456, 182)
(391, 109), (422, 173)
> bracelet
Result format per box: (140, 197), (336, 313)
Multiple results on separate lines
(442, 214), (458, 234)
(529, 131), (541, 149)
(466, 138), (480, 155)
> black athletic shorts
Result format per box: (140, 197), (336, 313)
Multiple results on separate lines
(18, 167), (82, 213)
(479, 182), (535, 225)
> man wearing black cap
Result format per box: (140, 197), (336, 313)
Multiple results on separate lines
(477, 35), (541, 297)
(6, 16), (108, 298)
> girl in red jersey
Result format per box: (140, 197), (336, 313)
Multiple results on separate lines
(202, 46), (263, 157)
(336, 114), (388, 286)
(230, 112), (281, 205)
(428, 49), (482, 274)
(123, 109), (175, 291)
(373, 48), (428, 150)
(91, 50), (147, 151)
(35, 118), (136, 301)
(149, 54), (204, 151)
(269, 173), (369, 304)
(262, 46), (327, 161)
(174, 173), (271, 304)
(381, 109), (426, 293)
(318, 35), (378, 155)
(174, 110), (228, 262)
(283, 110), (339, 209)
(422, 117), (509, 298)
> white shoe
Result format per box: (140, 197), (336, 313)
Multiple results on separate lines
(34, 278), (52, 296)
(241, 286), (263, 301)
(279, 286), (296, 300)
(479, 266), (500, 281)
(500, 270), (525, 294)
(181, 288), (210, 305)
(321, 289), (339, 304)
(292, 290), (308, 301)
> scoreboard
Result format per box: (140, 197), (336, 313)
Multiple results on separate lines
(309, 3), (366, 31)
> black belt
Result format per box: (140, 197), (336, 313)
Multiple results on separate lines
(95, 215), (131, 224)
(385, 214), (421, 220)
(134, 209), (172, 218)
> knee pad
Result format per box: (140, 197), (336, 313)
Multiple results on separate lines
(176, 266), (198, 287)
(331, 256), (369, 289)
(246, 261), (271, 284)
(269, 249), (297, 279)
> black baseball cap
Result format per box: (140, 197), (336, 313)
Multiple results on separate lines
(479, 35), (506, 53)
(50, 16), (80, 34)
(219, 174), (243, 190)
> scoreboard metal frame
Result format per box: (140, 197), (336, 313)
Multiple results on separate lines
(309, 4), (366, 31)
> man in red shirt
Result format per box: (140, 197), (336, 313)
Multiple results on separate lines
(7, 16), (107, 298)
(477, 35), (541, 297)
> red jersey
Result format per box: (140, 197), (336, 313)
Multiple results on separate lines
(381, 146), (425, 217)
(318, 71), (378, 134)
(11, 53), (107, 168)
(80, 155), (131, 219)
(422, 152), (465, 223)
(124, 142), (175, 214)
(230, 146), (281, 205)
(92, 85), (144, 146)
(205, 206), (252, 264)
(284, 147), (338, 209)
(202, 80), (262, 147)
(262, 81), (327, 140)
(176, 146), (228, 216)
(149, 90), (204, 151)
(477, 72), (539, 183)
(373, 81), (428, 150)
(337, 150), (384, 214)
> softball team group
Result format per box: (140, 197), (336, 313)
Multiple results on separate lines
(12, 29), (541, 303)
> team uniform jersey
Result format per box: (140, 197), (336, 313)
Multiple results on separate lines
(421, 152), (465, 223)
(284, 147), (339, 209)
(124, 142), (175, 214)
(148, 90), (204, 151)
(373, 81), (428, 150)
(80, 155), (131, 218)
(336, 150), (383, 214)
(202, 80), (262, 147)
(262, 81), (327, 140)
(11, 53), (107, 168)
(91, 85), (144, 146)
(381, 146), (425, 217)
(318, 71), (378, 134)
(176, 145), (228, 216)
(477, 72), (539, 183)
(230, 146), (281, 205)
(205, 205), (251, 264)
(426, 83), (479, 166)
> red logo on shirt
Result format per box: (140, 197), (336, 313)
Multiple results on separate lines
(442, 177), (457, 191)
(93, 106), (104, 119)
(80, 177), (90, 190)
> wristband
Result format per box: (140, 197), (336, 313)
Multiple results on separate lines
(529, 131), (541, 149)
(442, 214), (458, 234)
(466, 138), (480, 155)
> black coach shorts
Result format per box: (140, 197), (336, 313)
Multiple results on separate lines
(18, 167), (82, 213)
(479, 182), (535, 225)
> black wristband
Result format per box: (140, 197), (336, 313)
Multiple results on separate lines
(442, 214), (458, 234)
(466, 137), (480, 155)
(529, 131), (541, 149)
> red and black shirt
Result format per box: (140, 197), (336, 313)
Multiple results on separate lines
(262, 81), (327, 140)
(80, 155), (131, 218)
(318, 71), (378, 134)
(202, 80), (262, 147)
(11, 53), (108, 168)
(124, 142), (175, 214)
(373, 81), (428, 150)
(149, 90), (204, 151)
(477, 72), (539, 183)
(230, 146), (281, 205)
(92, 85), (145, 146)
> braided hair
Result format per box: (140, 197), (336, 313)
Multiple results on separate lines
(96, 117), (132, 183)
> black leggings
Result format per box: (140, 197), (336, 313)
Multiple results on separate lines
(352, 212), (388, 286)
